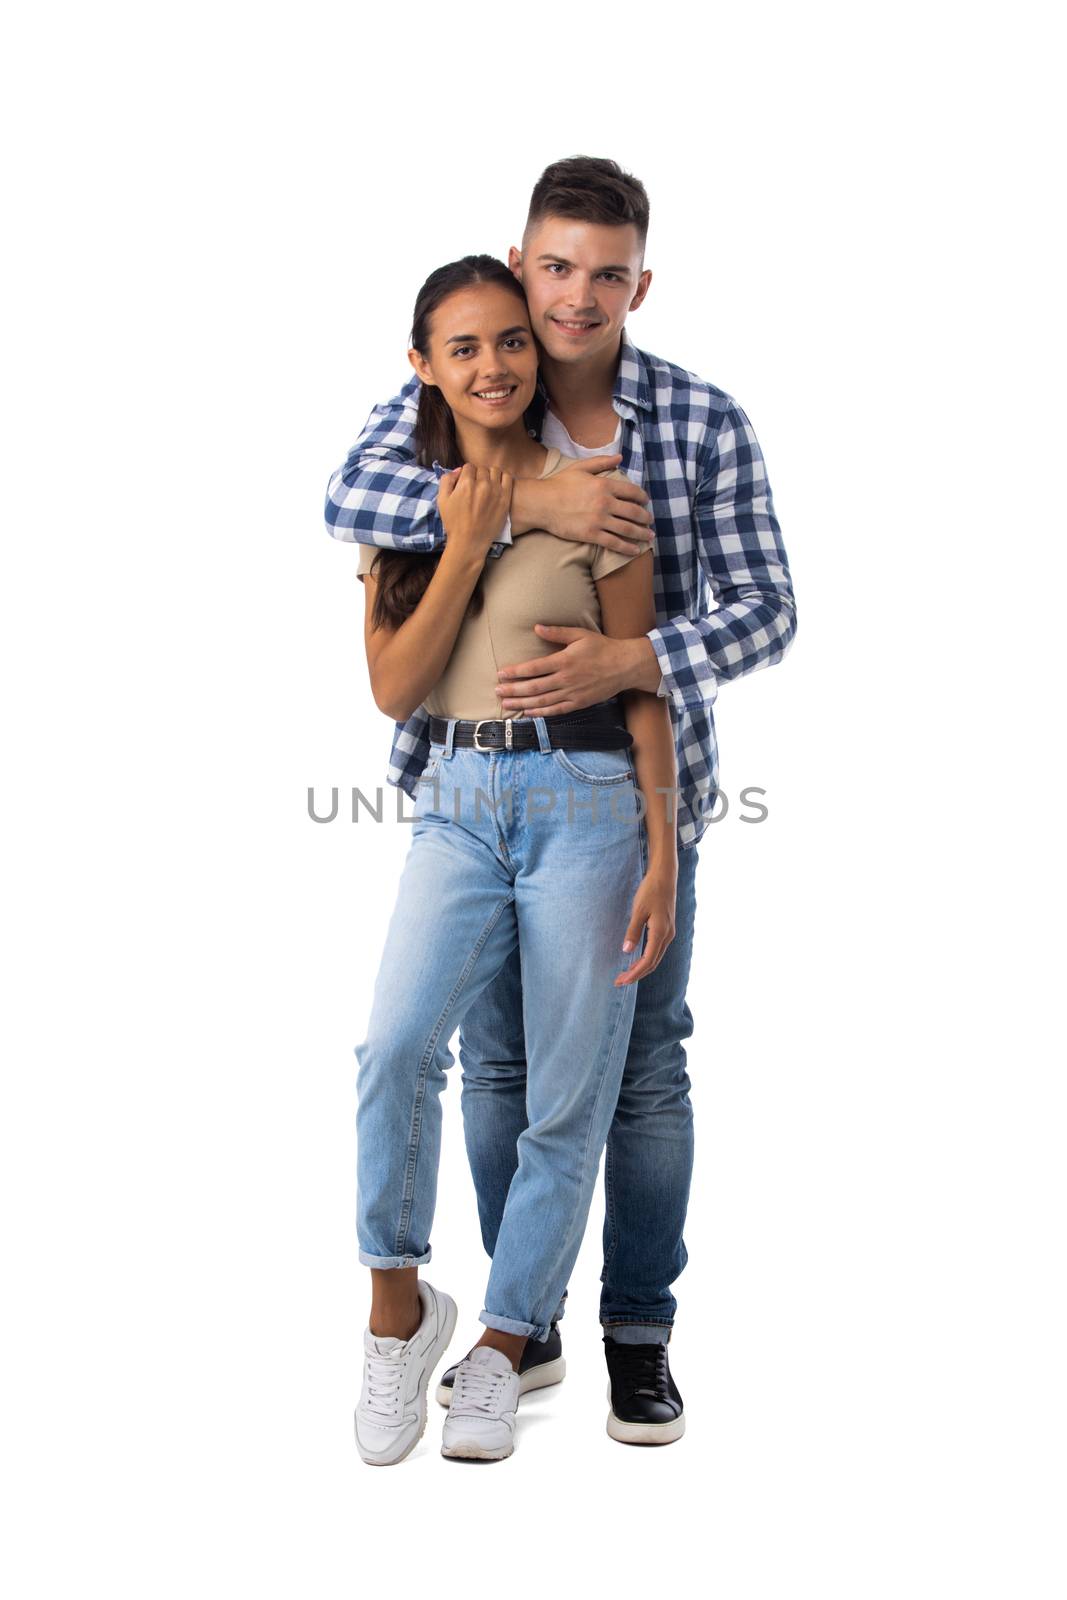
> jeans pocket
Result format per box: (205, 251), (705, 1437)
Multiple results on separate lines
(550, 745), (633, 784)
(552, 747), (634, 785)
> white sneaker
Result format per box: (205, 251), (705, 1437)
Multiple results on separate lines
(355, 1281), (457, 1466)
(440, 1345), (520, 1461)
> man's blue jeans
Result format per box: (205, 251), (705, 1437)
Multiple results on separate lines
(459, 841), (698, 1344)
(355, 717), (647, 1341)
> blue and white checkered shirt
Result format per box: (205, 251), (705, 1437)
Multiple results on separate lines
(325, 330), (796, 848)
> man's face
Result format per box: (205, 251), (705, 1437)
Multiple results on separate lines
(509, 217), (651, 368)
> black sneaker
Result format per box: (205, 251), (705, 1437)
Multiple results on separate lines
(435, 1322), (565, 1408)
(604, 1335), (685, 1445)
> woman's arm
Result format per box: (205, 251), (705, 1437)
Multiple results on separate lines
(596, 552), (678, 984)
(360, 466), (511, 722)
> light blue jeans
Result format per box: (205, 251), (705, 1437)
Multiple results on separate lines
(355, 714), (647, 1341)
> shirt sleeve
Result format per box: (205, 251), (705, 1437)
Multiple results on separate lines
(356, 545), (379, 581)
(647, 400), (797, 709)
(324, 378), (512, 559)
(590, 543), (645, 581)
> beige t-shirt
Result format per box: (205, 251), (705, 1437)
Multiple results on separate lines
(357, 447), (646, 719)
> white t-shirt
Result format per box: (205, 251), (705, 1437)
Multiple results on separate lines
(541, 408), (622, 458)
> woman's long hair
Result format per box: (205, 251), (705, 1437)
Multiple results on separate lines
(369, 256), (531, 633)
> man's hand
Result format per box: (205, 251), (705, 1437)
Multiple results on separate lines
(511, 455), (654, 554)
(497, 627), (661, 715)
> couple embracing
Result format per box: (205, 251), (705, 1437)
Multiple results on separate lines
(325, 155), (796, 1463)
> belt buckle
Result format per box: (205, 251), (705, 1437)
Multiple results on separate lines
(473, 717), (513, 751)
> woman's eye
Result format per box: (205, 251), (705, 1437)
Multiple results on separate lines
(502, 337), (526, 350)
(452, 346), (474, 358)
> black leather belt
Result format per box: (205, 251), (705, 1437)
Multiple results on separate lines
(428, 699), (633, 753)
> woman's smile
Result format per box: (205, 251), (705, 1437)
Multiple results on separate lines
(470, 382), (520, 408)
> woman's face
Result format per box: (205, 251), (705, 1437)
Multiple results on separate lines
(410, 282), (538, 432)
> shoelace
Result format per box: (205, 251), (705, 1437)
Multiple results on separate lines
(362, 1350), (407, 1420)
(451, 1361), (511, 1416)
(611, 1343), (670, 1400)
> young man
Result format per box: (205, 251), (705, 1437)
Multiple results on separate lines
(326, 156), (796, 1445)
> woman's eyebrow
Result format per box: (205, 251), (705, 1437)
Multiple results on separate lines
(445, 326), (528, 344)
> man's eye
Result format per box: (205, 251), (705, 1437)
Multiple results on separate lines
(600, 273), (621, 282)
(546, 263), (565, 274)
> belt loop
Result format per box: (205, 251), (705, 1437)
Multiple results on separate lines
(532, 715), (552, 754)
(443, 718), (457, 758)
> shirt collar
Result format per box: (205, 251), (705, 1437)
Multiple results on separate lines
(533, 329), (652, 424)
(614, 328), (653, 413)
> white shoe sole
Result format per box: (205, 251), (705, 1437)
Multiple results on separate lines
(435, 1354), (565, 1408)
(355, 1292), (458, 1466)
(606, 1383), (685, 1446)
(440, 1440), (514, 1462)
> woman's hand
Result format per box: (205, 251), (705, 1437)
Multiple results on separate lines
(614, 869), (677, 986)
(438, 463), (513, 564)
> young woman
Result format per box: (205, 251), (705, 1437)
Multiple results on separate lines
(353, 256), (677, 1464)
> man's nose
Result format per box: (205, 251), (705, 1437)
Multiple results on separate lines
(566, 275), (597, 309)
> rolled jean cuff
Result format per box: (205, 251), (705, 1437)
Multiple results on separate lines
(358, 1247), (432, 1269)
(602, 1320), (672, 1345)
(480, 1310), (550, 1342)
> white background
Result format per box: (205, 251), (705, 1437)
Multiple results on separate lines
(3, 2), (1063, 1595)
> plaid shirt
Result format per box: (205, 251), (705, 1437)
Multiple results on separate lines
(325, 330), (796, 848)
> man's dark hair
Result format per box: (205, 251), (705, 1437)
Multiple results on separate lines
(525, 156), (650, 247)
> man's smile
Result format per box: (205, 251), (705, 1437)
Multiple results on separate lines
(551, 317), (601, 337)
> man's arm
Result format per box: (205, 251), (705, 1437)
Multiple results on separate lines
(647, 400), (797, 709)
(325, 382), (653, 558)
(324, 377), (513, 557)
